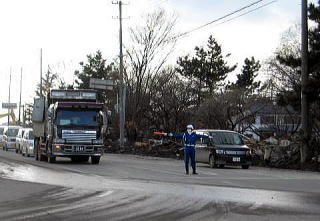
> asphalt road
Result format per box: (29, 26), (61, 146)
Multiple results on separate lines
(0, 149), (320, 221)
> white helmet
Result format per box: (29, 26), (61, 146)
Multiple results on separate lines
(186, 124), (194, 130)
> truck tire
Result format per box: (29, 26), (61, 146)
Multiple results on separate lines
(48, 156), (56, 163)
(91, 156), (100, 164)
(39, 150), (47, 161)
(35, 148), (39, 161)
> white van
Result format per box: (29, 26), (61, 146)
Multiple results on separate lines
(15, 128), (29, 154)
(3, 126), (21, 151)
(22, 128), (34, 157)
(0, 126), (5, 147)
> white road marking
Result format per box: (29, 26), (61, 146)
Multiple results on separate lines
(97, 190), (113, 198)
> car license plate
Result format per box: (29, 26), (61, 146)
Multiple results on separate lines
(233, 157), (240, 162)
(74, 146), (85, 152)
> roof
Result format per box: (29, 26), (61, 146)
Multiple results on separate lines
(249, 102), (296, 114)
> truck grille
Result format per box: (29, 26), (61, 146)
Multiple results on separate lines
(62, 130), (96, 143)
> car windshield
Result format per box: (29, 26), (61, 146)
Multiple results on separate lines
(209, 131), (244, 145)
(28, 131), (34, 139)
(56, 110), (102, 126)
(6, 128), (20, 137)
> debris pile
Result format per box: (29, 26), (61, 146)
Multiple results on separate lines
(104, 139), (183, 159)
(104, 135), (320, 171)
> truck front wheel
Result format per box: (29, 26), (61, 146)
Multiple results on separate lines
(48, 156), (56, 163)
(91, 156), (100, 164)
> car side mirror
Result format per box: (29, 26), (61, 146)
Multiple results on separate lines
(203, 138), (210, 145)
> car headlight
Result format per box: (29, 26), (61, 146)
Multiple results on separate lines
(215, 149), (225, 154)
(246, 150), (252, 156)
(93, 139), (103, 145)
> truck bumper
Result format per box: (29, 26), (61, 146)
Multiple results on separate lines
(51, 143), (104, 157)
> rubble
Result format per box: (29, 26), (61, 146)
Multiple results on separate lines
(104, 139), (183, 159)
(104, 135), (320, 171)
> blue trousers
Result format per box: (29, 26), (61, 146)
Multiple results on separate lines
(184, 146), (196, 173)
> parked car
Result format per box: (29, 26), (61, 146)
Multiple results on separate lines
(194, 129), (252, 169)
(22, 128), (34, 157)
(15, 128), (28, 154)
(3, 126), (21, 151)
(0, 126), (5, 147)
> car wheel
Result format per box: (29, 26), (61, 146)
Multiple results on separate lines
(209, 155), (216, 168)
(242, 165), (249, 169)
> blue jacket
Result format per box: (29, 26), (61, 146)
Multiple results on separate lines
(173, 132), (208, 147)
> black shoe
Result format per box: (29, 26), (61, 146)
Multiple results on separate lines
(186, 171), (189, 175)
(192, 171), (198, 175)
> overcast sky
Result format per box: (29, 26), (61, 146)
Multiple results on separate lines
(0, 0), (315, 124)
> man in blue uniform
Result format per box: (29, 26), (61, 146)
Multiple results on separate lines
(167, 125), (209, 175)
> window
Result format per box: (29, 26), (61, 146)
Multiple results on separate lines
(28, 131), (34, 139)
(6, 128), (19, 137)
(56, 110), (102, 126)
(209, 132), (244, 145)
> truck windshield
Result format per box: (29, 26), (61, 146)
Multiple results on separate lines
(209, 132), (244, 145)
(56, 110), (102, 126)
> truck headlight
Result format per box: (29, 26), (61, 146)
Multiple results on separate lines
(53, 144), (62, 149)
(93, 139), (103, 145)
(215, 149), (225, 154)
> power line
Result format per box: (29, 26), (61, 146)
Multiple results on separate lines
(215, 0), (278, 27)
(148, 0), (167, 6)
(175, 0), (271, 39)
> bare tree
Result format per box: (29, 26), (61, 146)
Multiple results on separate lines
(124, 9), (178, 135)
(146, 68), (194, 132)
(35, 66), (58, 97)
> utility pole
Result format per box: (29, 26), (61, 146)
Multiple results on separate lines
(113, 1), (126, 149)
(40, 48), (43, 97)
(301, 0), (309, 163)
(18, 67), (22, 125)
(22, 105), (25, 126)
(8, 69), (12, 127)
